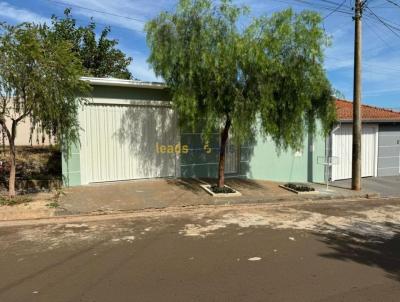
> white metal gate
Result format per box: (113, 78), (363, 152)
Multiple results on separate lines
(79, 102), (178, 184)
(331, 124), (378, 181)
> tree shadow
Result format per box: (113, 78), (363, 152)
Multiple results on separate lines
(114, 102), (178, 180)
(317, 222), (400, 282)
(224, 178), (264, 189)
(165, 178), (204, 194)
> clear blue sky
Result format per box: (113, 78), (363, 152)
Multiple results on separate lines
(1, 0), (399, 109)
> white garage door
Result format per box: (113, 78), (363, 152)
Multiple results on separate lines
(79, 102), (178, 184)
(331, 124), (378, 181)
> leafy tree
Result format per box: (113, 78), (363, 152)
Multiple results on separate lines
(0, 23), (89, 197)
(146, 0), (336, 188)
(50, 9), (132, 79)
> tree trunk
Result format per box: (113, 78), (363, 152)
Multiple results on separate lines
(8, 121), (17, 198)
(8, 142), (16, 198)
(217, 118), (231, 188)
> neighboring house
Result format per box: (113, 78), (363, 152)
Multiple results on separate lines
(62, 77), (326, 186)
(330, 99), (400, 180)
(0, 115), (54, 146)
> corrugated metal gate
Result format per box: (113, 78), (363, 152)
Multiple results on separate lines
(377, 125), (400, 176)
(79, 102), (178, 184)
(331, 124), (378, 181)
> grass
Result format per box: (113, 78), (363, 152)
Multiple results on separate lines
(0, 195), (32, 206)
(46, 189), (64, 209)
(46, 201), (60, 208)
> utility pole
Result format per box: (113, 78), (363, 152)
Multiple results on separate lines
(352, 0), (364, 191)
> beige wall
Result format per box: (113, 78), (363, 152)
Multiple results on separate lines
(0, 116), (54, 146)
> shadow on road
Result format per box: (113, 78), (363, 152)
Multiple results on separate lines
(317, 223), (400, 282)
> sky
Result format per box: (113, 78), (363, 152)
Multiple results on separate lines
(1, 0), (399, 109)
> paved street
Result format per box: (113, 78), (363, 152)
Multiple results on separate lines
(1, 198), (400, 302)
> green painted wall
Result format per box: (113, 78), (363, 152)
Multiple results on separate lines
(181, 125), (326, 183)
(62, 142), (81, 186)
(89, 85), (170, 101)
(241, 132), (326, 183)
(312, 131), (326, 183)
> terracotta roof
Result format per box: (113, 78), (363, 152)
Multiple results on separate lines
(336, 99), (400, 121)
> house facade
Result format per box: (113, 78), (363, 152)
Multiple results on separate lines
(62, 77), (326, 186)
(330, 99), (400, 180)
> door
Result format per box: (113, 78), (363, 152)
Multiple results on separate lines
(331, 124), (378, 181)
(361, 125), (378, 177)
(80, 103), (178, 184)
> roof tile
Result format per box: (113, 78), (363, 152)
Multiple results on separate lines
(336, 99), (400, 121)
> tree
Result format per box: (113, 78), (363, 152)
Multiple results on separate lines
(0, 23), (90, 197)
(146, 0), (336, 188)
(51, 9), (133, 79)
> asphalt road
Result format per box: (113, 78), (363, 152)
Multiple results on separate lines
(1, 198), (400, 302)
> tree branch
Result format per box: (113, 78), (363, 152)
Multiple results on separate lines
(14, 108), (32, 123)
(0, 118), (12, 143)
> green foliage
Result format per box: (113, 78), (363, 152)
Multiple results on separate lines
(50, 9), (132, 79)
(0, 195), (32, 206)
(46, 201), (60, 208)
(284, 183), (315, 192)
(0, 22), (90, 159)
(146, 0), (336, 151)
(210, 185), (235, 194)
(46, 189), (64, 208)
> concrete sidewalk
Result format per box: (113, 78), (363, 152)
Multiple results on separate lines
(332, 176), (400, 197)
(58, 178), (378, 216)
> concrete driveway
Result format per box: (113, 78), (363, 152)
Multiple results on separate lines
(332, 176), (400, 197)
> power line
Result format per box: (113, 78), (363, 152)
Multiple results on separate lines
(269, 0), (354, 15)
(365, 6), (400, 38)
(323, 0), (349, 19)
(368, 10), (400, 29)
(318, 0), (352, 9)
(46, 0), (147, 23)
(385, 0), (400, 9)
(363, 18), (395, 50)
(44, 0), (400, 59)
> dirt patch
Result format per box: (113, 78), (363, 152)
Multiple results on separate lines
(178, 203), (400, 242)
(0, 193), (58, 220)
(0, 200), (55, 220)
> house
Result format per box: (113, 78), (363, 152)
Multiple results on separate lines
(330, 99), (400, 180)
(62, 77), (326, 186)
(62, 77), (398, 187)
